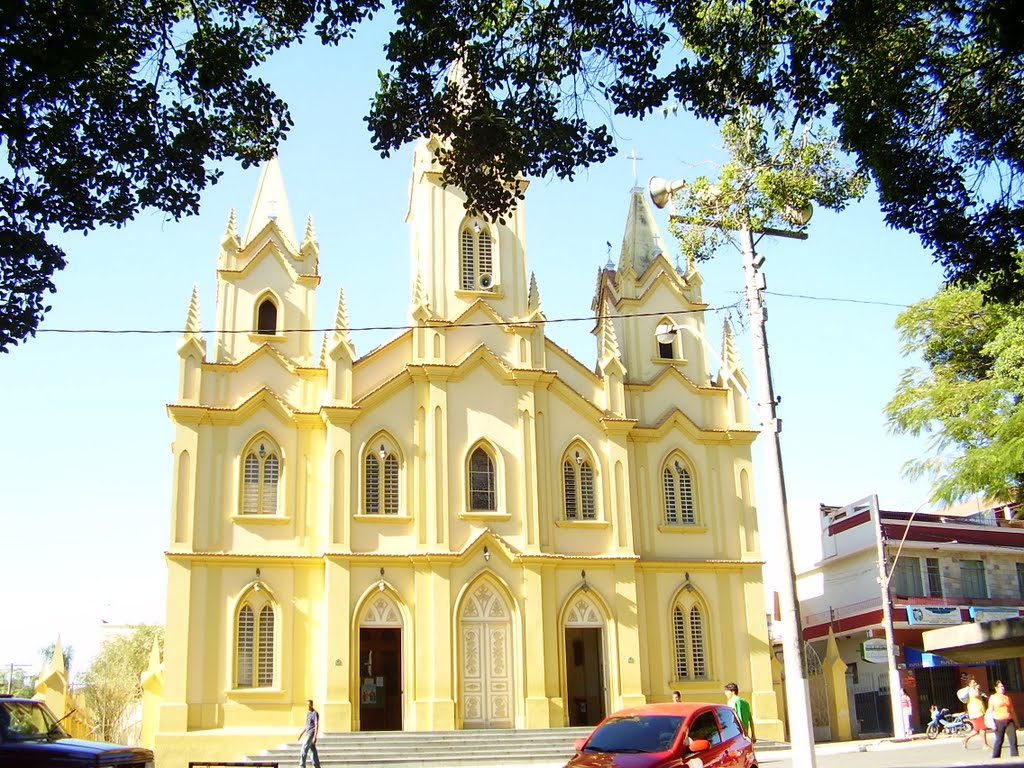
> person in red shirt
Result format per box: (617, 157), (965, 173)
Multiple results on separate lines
(987, 681), (1019, 759)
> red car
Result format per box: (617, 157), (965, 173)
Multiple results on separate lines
(564, 702), (756, 768)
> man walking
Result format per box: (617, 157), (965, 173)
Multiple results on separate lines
(724, 683), (756, 743)
(299, 699), (321, 768)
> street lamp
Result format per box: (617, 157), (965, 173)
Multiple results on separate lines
(650, 176), (816, 767)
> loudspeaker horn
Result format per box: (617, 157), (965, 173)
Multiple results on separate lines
(648, 176), (687, 209)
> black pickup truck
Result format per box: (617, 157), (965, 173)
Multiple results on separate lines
(0, 696), (155, 768)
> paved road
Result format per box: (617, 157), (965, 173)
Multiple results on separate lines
(760, 733), (1023, 768)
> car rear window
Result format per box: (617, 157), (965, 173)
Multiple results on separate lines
(585, 715), (684, 753)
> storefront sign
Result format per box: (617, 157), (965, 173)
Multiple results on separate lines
(906, 605), (961, 625)
(970, 607), (1021, 622)
(860, 638), (889, 663)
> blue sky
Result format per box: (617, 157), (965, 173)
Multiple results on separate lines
(0, 25), (946, 675)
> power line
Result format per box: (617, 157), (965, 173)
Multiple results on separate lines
(32, 289), (915, 336)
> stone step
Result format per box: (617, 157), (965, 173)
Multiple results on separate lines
(249, 728), (593, 768)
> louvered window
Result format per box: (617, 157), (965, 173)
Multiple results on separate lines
(580, 462), (596, 519)
(673, 606), (688, 680)
(241, 440), (282, 515)
(243, 455), (260, 514)
(384, 455), (399, 514)
(237, 606), (254, 687)
(469, 447), (496, 511)
(257, 605), (275, 686)
(663, 469), (677, 524)
(689, 606), (706, 678)
(237, 598), (276, 688)
(461, 230), (476, 289)
(459, 220), (496, 291)
(564, 452), (597, 521)
(672, 598), (709, 681)
(564, 461), (578, 519)
(365, 454), (380, 514)
(365, 449), (400, 515)
(663, 460), (697, 525)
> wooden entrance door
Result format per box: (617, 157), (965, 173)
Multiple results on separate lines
(565, 627), (605, 726)
(460, 581), (514, 728)
(359, 627), (403, 731)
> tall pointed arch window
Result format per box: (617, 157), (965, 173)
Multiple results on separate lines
(468, 445), (497, 511)
(256, 295), (279, 335)
(662, 457), (697, 525)
(365, 442), (400, 515)
(236, 592), (276, 688)
(672, 593), (708, 681)
(563, 448), (597, 520)
(459, 217), (495, 291)
(241, 436), (281, 515)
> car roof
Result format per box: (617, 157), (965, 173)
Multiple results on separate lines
(603, 702), (711, 718)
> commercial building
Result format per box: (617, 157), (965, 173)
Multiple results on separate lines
(797, 496), (1024, 735)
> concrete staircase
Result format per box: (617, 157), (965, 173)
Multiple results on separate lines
(247, 728), (593, 768)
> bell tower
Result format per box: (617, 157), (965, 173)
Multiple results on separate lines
(214, 157), (320, 365)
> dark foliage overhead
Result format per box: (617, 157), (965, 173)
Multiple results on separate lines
(2, 0), (1022, 349)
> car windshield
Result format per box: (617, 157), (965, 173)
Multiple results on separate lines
(583, 715), (684, 753)
(0, 701), (67, 742)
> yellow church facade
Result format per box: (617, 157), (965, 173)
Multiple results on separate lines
(155, 138), (782, 764)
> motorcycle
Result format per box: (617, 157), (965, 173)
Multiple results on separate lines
(926, 708), (973, 738)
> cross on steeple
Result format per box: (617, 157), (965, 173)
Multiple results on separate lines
(626, 148), (643, 187)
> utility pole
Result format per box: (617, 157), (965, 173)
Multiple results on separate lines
(739, 226), (817, 767)
(650, 175), (817, 767)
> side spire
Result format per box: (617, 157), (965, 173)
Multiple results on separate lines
(721, 317), (741, 374)
(599, 301), (622, 362)
(333, 287), (353, 347)
(184, 284), (202, 335)
(300, 213), (319, 264)
(242, 156), (297, 247)
(527, 272), (542, 314)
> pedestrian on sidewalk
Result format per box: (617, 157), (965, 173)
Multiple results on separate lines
(299, 699), (322, 768)
(900, 688), (914, 735)
(725, 682), (756, 743)
(988, 681), (1019, 759)
(963, 679), (989, 749)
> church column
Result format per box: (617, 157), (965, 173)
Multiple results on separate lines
(601, 423), (636, 555)
(158, 558), (193, 733)
(324, 558), (353, 730)
(613, 562), (645, 709)
(413, 561), (456, 729)
(521, 563), (560, 727)
(516, 385), (540, 551)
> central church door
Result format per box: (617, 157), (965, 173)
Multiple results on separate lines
(460, 580), (514, 728)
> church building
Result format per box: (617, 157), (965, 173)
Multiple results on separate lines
(155, 136), (782, 763)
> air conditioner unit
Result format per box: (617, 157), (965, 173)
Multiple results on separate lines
(478, 272), (495, 290)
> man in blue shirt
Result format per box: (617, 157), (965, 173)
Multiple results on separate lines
(299, 699), (321, 768)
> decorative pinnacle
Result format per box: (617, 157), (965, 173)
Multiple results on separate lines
(185, 284), (202, 334)
(334, 287), (352, 344)
(528, 272), (542, 312)
(600, 301), (621, 360)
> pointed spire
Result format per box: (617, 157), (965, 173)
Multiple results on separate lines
(242, 156), (297, 247)
(721, 317), (741, 373)
(219, 208), (241, 258)
(185, 284), (201, 335)
(413, 268), (429, 311)
(528, 272), (542, 313)
(319, 331), (328, 367)
(617, 188), (671, 278)
(300, 213), (319, 262)
(600, 301), (621, 361)
(333, 287), (352, 345)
